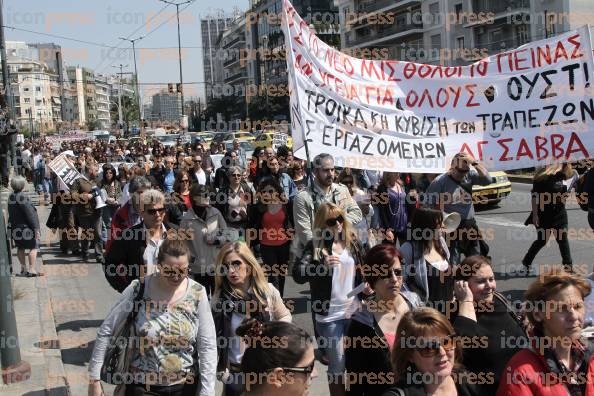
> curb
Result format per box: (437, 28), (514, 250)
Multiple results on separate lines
(37, 204), (70, 396)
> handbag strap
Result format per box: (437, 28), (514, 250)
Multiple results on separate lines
(131, 280), (145, 320)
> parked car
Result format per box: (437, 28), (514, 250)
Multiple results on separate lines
(212, 131), (254, 145)
(472, 171), (512, 205)
(224, 140), (255, 159)
(254, 132), (293, 149)
(155, 133), (180, 147)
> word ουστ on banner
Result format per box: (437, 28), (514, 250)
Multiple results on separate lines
(281, 0), (594, 172)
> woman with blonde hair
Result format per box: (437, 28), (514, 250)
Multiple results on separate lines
(293, 202), (367, 396)
(211, 241), (291, 396)
(522, 162), (575, 272)
(382, 308), (480, 396)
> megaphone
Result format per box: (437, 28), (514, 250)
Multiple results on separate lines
(91, 187), (107, 209)
(443, 212), (461, 233)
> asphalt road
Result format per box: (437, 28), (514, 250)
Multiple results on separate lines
(34, 182), (594, 396)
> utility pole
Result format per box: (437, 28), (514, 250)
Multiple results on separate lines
(119, 36), (143, 127)
(0, 1), (29, 379)
(112, 64), (131, 135)
(158, 0), (194, 127)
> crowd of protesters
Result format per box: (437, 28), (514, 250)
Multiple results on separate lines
(5, 134), (594, 396)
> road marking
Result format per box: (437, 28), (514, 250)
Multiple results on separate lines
(477, 217), (526, 228)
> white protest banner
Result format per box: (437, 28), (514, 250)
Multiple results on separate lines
(48, 153), (86, 191)
(281, 0), (594, 172)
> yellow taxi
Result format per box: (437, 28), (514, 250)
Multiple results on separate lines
(254, 132), (293, 149)
(472, 171), (512, 205)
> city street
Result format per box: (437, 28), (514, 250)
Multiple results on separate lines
(27, 181), (594, 396)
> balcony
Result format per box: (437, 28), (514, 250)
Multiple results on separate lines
(223, 36), (245, 49)
(346, 22), (423, 47)
(224, 56), (240, 68)
(467, 0), (529, 26)
(356, 0), (420, 14)
(474, 36), (531, 57)
(225, 71), (247, 84)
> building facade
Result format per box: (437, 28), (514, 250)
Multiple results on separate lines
(201, 14), (233, 103)
(94, 75), (112, 129)
(8, 59), (59, 133)
(220, 15), (248, 118)
(151, 92), (182, 122)
(335, 0), (580, 66)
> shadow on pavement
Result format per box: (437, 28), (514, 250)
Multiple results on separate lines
(60, 340), (95, 366)
(56, 319), (104, 332)
(22, 387), (69, 396)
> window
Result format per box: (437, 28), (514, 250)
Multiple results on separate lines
(455, 4), (463, 24)
(431, 34), (441, 50)
(546, 12), (556, 38)
(429, 3), (440, 22)
(36, 86), (41, 92)
(516, 24), (529, 45)
(457, 36), (465, 49)
(24, 98), (30, 103)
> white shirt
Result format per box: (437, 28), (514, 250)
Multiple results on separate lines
(229, 312), (246, 364)
(142, 224), (167, 275)
(194, 169), (206, 185)
(316, 248), (359, 323)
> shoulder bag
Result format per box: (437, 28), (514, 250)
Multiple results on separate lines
(100, 280), (145, 385)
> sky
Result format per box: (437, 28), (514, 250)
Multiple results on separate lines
(4, 0), (245, 103)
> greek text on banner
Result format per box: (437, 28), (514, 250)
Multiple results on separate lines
(281, 0), (594, 172)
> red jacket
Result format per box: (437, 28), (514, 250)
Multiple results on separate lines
(497, 347), (594, 396)
(105, 202), (134, 253)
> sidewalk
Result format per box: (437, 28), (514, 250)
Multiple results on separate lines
(0, 189), (69, 395)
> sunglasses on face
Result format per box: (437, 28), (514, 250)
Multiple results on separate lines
(182, 179), (190, 183)
(231, 173), (242, 178)
(145, 207), (166, 215)
(455, 167), (469, 174)
(342, 179), (354, 185)
(281, 360), (315, 375)
(223, 259), (243, 270)
(417, 335), (457, 358)
(161, 266), (190, 278)
(380, 267), (403, 279)
(325, 215), (344, 227)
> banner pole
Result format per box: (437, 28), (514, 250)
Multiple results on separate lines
(282, 0), (314, 184)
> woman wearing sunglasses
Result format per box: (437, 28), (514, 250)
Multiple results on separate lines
(382, 308), (480, 396)
(88, 239), (217, 396)
(211, 242), (292, 396)
(345, 244), (422, 396)
(497, 268), (594, 396)
(293, 202), (367, 396)
(165, 170), (192, 226)
(239, 318), (317, 396)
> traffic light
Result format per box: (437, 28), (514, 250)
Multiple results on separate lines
(176, 83), (183, 94)
(168, 83), (174, 94)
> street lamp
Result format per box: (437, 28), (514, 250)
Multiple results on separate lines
(158, 0), (195, 128)
(119, 36), (143, 125)
(262, 34), (269, 107)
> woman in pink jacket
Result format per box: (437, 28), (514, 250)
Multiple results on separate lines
(497, 268), (594, 396)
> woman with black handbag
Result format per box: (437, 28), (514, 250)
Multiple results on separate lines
(88, 239), (217, 396)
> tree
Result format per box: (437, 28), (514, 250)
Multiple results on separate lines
(110, 95), (140, 130)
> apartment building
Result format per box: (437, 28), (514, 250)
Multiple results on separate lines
(94, 75), (112, 130)
(201, 14), (233, 103)
(8, 58), (60, 132)
(335, 0), (581, 66)
(151, 92), (182, 122)
(219, 15), (248, 117)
